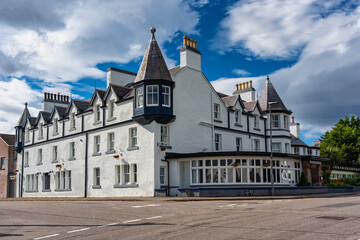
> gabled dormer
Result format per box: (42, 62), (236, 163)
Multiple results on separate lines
(132, 27), (175, 125)
(15, 103), (31, 153)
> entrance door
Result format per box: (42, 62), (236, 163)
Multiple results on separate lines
(179, 161), (190, 188)
(9, 180), (15, 198)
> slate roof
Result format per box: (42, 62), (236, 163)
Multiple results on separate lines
(54, 106), (68, 117)
(0, 134), (15, 146)
(73, 99), (90, 111)
(38, 111), (51, 123)
(216, 92), (229, 99)
(291, 134), (308, 147)
(258, 76), (291, 113)
(96, 89), (106, 100)
(109, 84), (132, 99)
(221, 95), (239, 107)
(169, 66), (184, 75)
(16, 104), (31, 127)
(243, 101), (257, 112)
(134, 28), (172, 83)
(28, 117), (37, 126)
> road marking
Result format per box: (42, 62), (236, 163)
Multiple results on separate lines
(131, 206), (144, 208)
(67, 228), (90, 233)
(123, 219), (141, 223)
(106, 222), (120, 226)
(146, 216), (163, 219)
(33, 234), (59, 240)
(144, 204), (161, 207)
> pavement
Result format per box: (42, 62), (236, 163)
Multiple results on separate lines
(1, 192), (358, 202)
(1, 192), (360, 239)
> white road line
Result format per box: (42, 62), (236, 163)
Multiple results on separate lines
(106, 222), (120, 226)
(67, 228), (90, 234)
(144, 204), (161, 207)
(123, 219), (141, 223)
(33, 234), (59, 240)
(131, 206), (144, 208)
(146, 216), (163, 220)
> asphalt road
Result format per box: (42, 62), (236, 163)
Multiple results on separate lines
(1, 194), (360, 240)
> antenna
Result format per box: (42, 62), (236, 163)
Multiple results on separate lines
(94, 80), (97, 90)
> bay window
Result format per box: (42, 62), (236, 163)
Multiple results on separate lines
(146, 85), (159, 106)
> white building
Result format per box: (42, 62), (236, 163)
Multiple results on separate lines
(14, 28), (324, 197)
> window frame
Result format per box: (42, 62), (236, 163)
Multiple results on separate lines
(136, 87), (144, 108)
(95, 105), (101, 122)
(254, 139), (260, 152)
(129, 128), (137, 147)
(0, 157), (5, 170)
(38, 149), (42, 164)
(162, 86), (171, 107)
(160, 125), (169, 145)
(271, 114), (280, 129)
(236, 137), (242, 151)
(70, 112), (76, 129)
(69, 142), (75, 158)
(235, 110), (241, 124)
(108, 132), (115, 151)
(272, 142), (281, 153)
(94, 168), (101, 186)
(254, 115), (259, 128)
(160, 166), (166, 185)
(214, 104), (220, 120)
(94, 135), (100, 154)
(53, 146), (58, 162)
(146, 85), (159, 106)
(108, 100), (115, 118)
(215, 134), (222, 151)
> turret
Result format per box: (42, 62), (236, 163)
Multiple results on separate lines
(14, 102), (31, 153)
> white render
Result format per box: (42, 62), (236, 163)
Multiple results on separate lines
(15, 33), (320, 198)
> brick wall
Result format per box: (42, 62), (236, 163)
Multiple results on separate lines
(0, 139), (9, 198)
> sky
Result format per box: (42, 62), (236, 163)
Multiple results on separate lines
(0, 0), (360, 145)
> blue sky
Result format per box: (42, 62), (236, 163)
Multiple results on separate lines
(1, 0), (360, 146)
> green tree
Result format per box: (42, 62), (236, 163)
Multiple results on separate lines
(321, 116), (360, 165)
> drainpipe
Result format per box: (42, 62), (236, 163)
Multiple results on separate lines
(161, 159), (170, 196)
(20, 128), (25, 197)
(210, 93), (214, 151)
(84, 132), (89, 198)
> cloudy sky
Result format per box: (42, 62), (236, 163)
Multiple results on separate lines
(0, 0), (359, 145)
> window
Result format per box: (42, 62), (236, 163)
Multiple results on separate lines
(236, 137), (242, 151)
(285, 143), (290, 153)
(38, 149), (42, 164)
(26, 174), (38, 191)
(146, 85), (159, 106)
(0, 157), (5, 170)
(94, 168), (100, 186)
(53, 118), (58, 134)
(162, 86), (171, 107)
(272, 143), (281, 153)
(123, 164), (130, 184)
(254, 139), (260, 152)
(55, 170), (71, 190)
(271, 114), (280, 128)
(108, 132), (115, 151)
(132, 164), (137, 183)
(115, 165), (121, 184)
(25, 152), (29, 166)
(284, 115), (289, 129)
(95, 105), (101, 122)
(129, 128), (137, 147)
(254, 115), (259, 128)
(70, 113), (76, 129)
(53, 146), (58, 162)
(26, 127), (30, 142)
(294, 147), (299, 155)
(69, 142), (75, 158)
(43, 173), (51, 191)
(160, 167), (166, 185)
(214, 104), (220, 120)
(136, 87), (144, 108)
(215, 134), (222, 151)
(303, 148), (306, 155)
(94, 136), (100, 154)
(307, 149), (312, 155)
(108, 100), (115, 118)
(235, 110), (240, 124)
(39, 123), (44, 138)
(160, 125), (169, 145)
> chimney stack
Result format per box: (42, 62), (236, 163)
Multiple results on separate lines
(233, 80), (256, 102)
(180, 36), (201, 71)
(289, 116), (300, 138)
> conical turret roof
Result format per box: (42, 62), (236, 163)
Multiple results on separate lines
(258, 76), (291, 113)
(134, 27), (172, 83)
(16, 103), (31, 127)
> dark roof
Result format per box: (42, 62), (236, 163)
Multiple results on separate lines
(221, 95), (239, 107)
(243, 101), (257, 112)
(258, 76), (291, 113)
(109, 84), (132, 99)
(28, 117), (37, 126)
(73, 99), (91, 111)
(169, 66), (184, 75)
(134, 28), (172, 83)
(38, 111), (51, 123)
(0, 134), (15, 145)
(106, 67), (137, 76)
(97, 89), (106, 100)
(16, 103), (31, 127)
(54, 106), (67, 117)
(216, 92), (229, 98)
(291, 135), (308, 147)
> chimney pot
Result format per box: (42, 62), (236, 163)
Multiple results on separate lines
(250, 80), (253, 88)
(246, 81), (249, 89)
(291, 116), (295, 124)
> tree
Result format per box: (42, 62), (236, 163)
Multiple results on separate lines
(320, 116), (360, 165)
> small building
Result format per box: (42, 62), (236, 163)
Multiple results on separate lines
(331, 164), (360, 180)
(0, 134), (16, 198)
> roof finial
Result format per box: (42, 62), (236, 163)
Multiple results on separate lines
(266, 75), (270, 81)
(150, 26), (156, 39)
(25, 102), (28, 108)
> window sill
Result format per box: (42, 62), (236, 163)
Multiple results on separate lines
(214, 119), (222, 123)
(24, 164), (29, 168)
(105, 150), (116, 155)
(38, 137), (44, 140)
(53, 132), (59, 136)
(93, 121), (102, 126)
(37, 162), (43, 166)
(51, 160), (58, 163)
(234, 123), (243, 127)
(159, 145), (172, 150)
(253, 128), (261, 131)
(92, 152), (101, 157)
(25, 190), (38, 193)
(127, 146), (139, 151)
(107, 117), (117, 122)
(69, 127), (76, 132)
(55, 189), (72, 192)
(42, 189), (51, 192)
(25, 140), (30, 143)
(114, 183), (138, 188)
(68, 157), (76, 161)
(92, 185), (101, 189)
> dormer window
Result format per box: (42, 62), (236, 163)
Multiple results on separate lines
(136, 87), (144, 108)
(162, 86), (171, 107)
(235, 110), (241, 124)
(271, 114), (280, 129)
(214, 104), (220, 120)
(146, 85), (159, 106)
(39, 123), (44, 138)
(25, 127), (30, 142)
(109, 100), (115, 118)
(53, 118), (58, 135)
(254, 115), (259, 128)
(95, 105), (101, 122)
(70, 112), (76, 129)
(284, 115), (289, 129)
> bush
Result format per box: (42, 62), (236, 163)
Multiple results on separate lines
(297, 171), (310, 186)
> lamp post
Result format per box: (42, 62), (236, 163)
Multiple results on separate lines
(269, 101), (277, 196)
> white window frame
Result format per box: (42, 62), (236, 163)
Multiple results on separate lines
(271, 114), (280, 129)
(160, 125), (169, 145)
(25, 127), (30, 142)
(94, 168), (100, 186)
(115, 165), (121, 185)
(43, 173), (51, 191)
(307, 149), (312, 155)
(108, 132), (115, 151)
(95, 105), (101, 122)
(146, 85), (159, 106)
(294, 147), (300, 155)
(53, 146), (58, 162)
(129, 128), (137, 147)
(284, 115), (289, 129)
(123, 164), (130, 184)
(254, 139), (260, 152)
(0, 157), (5, 170)
(38, 149), (42, 164)
(285, 143), (290, 153)
(39, 123), (44, 138)
(136, 87), (144, 108)
(131, 164), (137, 183)
(215, 134), (222, 151)
(94, 136), (100, 154)
(272, 142), (281, 153)
(214, 104), (220, 120)
(69, 142), (75, 158)
(53, 118), (58, 135)
(70, 113), (76, 129)
(162, 86), (171, 107)
(24, 151), (29, 166)
(235, 110), (241, 124)
(108, 100), (115, 118)
(236, 137), (242, 151)
(160, 166), (166, 185)
(254, 115), (259, 128)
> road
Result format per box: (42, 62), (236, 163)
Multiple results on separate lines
(1, 194), (360, 240)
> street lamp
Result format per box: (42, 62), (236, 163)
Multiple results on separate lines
(269, 101), (277, 196)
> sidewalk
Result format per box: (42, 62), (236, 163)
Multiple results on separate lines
(1, 192), (358, 202)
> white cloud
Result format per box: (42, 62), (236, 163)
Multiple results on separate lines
(233, 69), (250, 76)
(213, 1), (360, 140)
